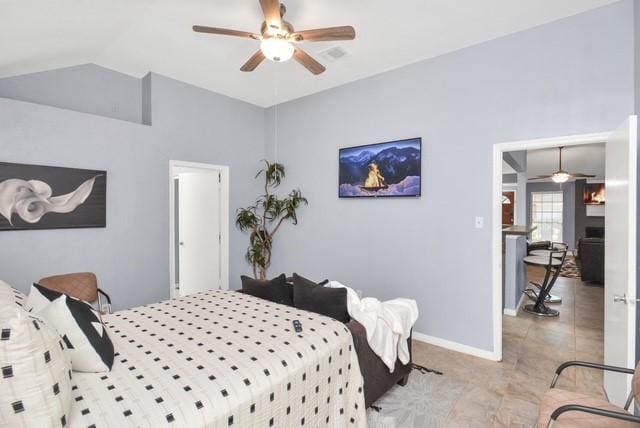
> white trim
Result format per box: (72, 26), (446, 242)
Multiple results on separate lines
(625, 116), (637, 376)
(492, 131), (611, 362)
(413, 331), (499, 361)
(169, 160), (230, 298)
(503, 293), (526, 317)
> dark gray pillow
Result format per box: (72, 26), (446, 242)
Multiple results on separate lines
(240, 274), (293, 306)
(292, 274), (350, 323)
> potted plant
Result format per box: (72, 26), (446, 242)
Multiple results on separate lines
(235, 160), (307, 279)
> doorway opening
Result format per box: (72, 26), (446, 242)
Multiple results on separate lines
(169, 161), (229, 298)
(502, 191), (515, 226)
(492, 117), (637, 408)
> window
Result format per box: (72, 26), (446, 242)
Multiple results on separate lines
(531, 191), (563, 242)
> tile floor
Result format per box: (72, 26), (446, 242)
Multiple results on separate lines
(411, 271), (605, 427)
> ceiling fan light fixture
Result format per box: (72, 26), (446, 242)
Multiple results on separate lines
(260, 38), (294, 62)
(551, 171), (570, 183)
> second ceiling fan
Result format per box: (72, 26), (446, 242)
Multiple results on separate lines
(193, 0), (356, 75)
(528, 146), (596, 183)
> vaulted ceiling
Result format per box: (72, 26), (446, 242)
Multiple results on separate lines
(0, 0), (618, 107)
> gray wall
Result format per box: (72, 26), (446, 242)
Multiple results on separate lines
(0, 1), (637, 354)
(526, 182), (576, 249)
(515, 172), (528, 225)
(265, 0), (635, 352)
(502, 174), (517, 184)
(0, 72), (266, 309)
(574, 179), (605, 243)
(503, 235), (527, 312)
(503, 151), (527, 225)
(0, 64), (144, 124)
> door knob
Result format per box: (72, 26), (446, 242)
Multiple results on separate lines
(614, 294), (628, 303)
(179, 241), (185, 246)
(613, 294), (640, 304)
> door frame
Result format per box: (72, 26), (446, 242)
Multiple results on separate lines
(169, 160), (230, 298)
(491, 131), (612, 361)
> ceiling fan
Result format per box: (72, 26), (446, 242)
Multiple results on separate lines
(193, 0), (356, 75)
(528, 146), (596, 183)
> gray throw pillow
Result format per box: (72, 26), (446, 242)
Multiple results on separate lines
(292, 274), (350, 323)
(239, 274), (293, 306)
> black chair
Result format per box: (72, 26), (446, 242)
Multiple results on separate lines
(527, 240), (552, 254)
(525, 242), (568, 305)
(522, 243), (568, 317)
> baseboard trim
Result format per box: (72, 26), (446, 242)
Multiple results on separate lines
(503, 308), (517, 316)
(503, 293), (526, 317)
(412, 331), (499, 361)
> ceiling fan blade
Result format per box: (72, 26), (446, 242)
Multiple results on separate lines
(293, 48), (326, 75)
(570, 173), (597, 178)
(259, 0), (282, 27)
(193, 26), (259, 39)
(528, 175), (553, 180)
(240, 51), (266, 72)
(290, 26), (356, 42)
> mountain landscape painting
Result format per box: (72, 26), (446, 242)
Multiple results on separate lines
(339, 138), (421, 198)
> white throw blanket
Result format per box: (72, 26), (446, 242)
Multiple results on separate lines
(326, 281), (419, 372)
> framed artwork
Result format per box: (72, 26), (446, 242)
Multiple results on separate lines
(339, 137), (421, 198)
(583, 182), (605, 205)
(0, 162), (106, 231)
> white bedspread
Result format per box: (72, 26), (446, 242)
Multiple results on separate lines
(68, 290), (366, 427)
(326, 281), (418, 372)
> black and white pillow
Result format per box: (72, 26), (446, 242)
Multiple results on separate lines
(0, 305), (72, 427)
(38, 295), (114, 373)
(0, 280), (28, 309)
(26, 283), (62, 313)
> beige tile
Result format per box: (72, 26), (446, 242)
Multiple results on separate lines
(503, 315), (532, 339)
(495, 374), (549, 404)
(514, 353), (575, 385)
(446, 384), (503, 426)
(575, 334), (604, 362)
(494, 395), (539, 427)
(409, 274), (604, 427)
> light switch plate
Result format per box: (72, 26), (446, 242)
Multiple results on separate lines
(475, 216), (484, 229)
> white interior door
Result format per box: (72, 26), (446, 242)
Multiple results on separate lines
(177, 171), (221, 296)
(604, 116), (637, 406)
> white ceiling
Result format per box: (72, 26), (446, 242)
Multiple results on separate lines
(0, 0), (617, 107)
(502, 161), (517, 175)
(526, 143), (606, 181)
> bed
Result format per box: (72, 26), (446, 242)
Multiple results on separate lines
(68, 290), (366, 427)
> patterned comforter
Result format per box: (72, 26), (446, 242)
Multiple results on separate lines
(68, 290), (366, 427)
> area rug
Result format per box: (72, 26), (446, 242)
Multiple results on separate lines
(560, 255), (580, 278)
(366, 371), (466, 428)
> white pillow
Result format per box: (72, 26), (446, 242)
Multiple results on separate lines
(38, 295), (114, 373)
(0, 305), (72, 427)
(0, 280), (28, 310)
(26, 283), (62, 313)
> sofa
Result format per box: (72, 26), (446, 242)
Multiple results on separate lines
(238, 274), (413, 408)
(347, 319), (412, 407)
(577, 237), (604, 284)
